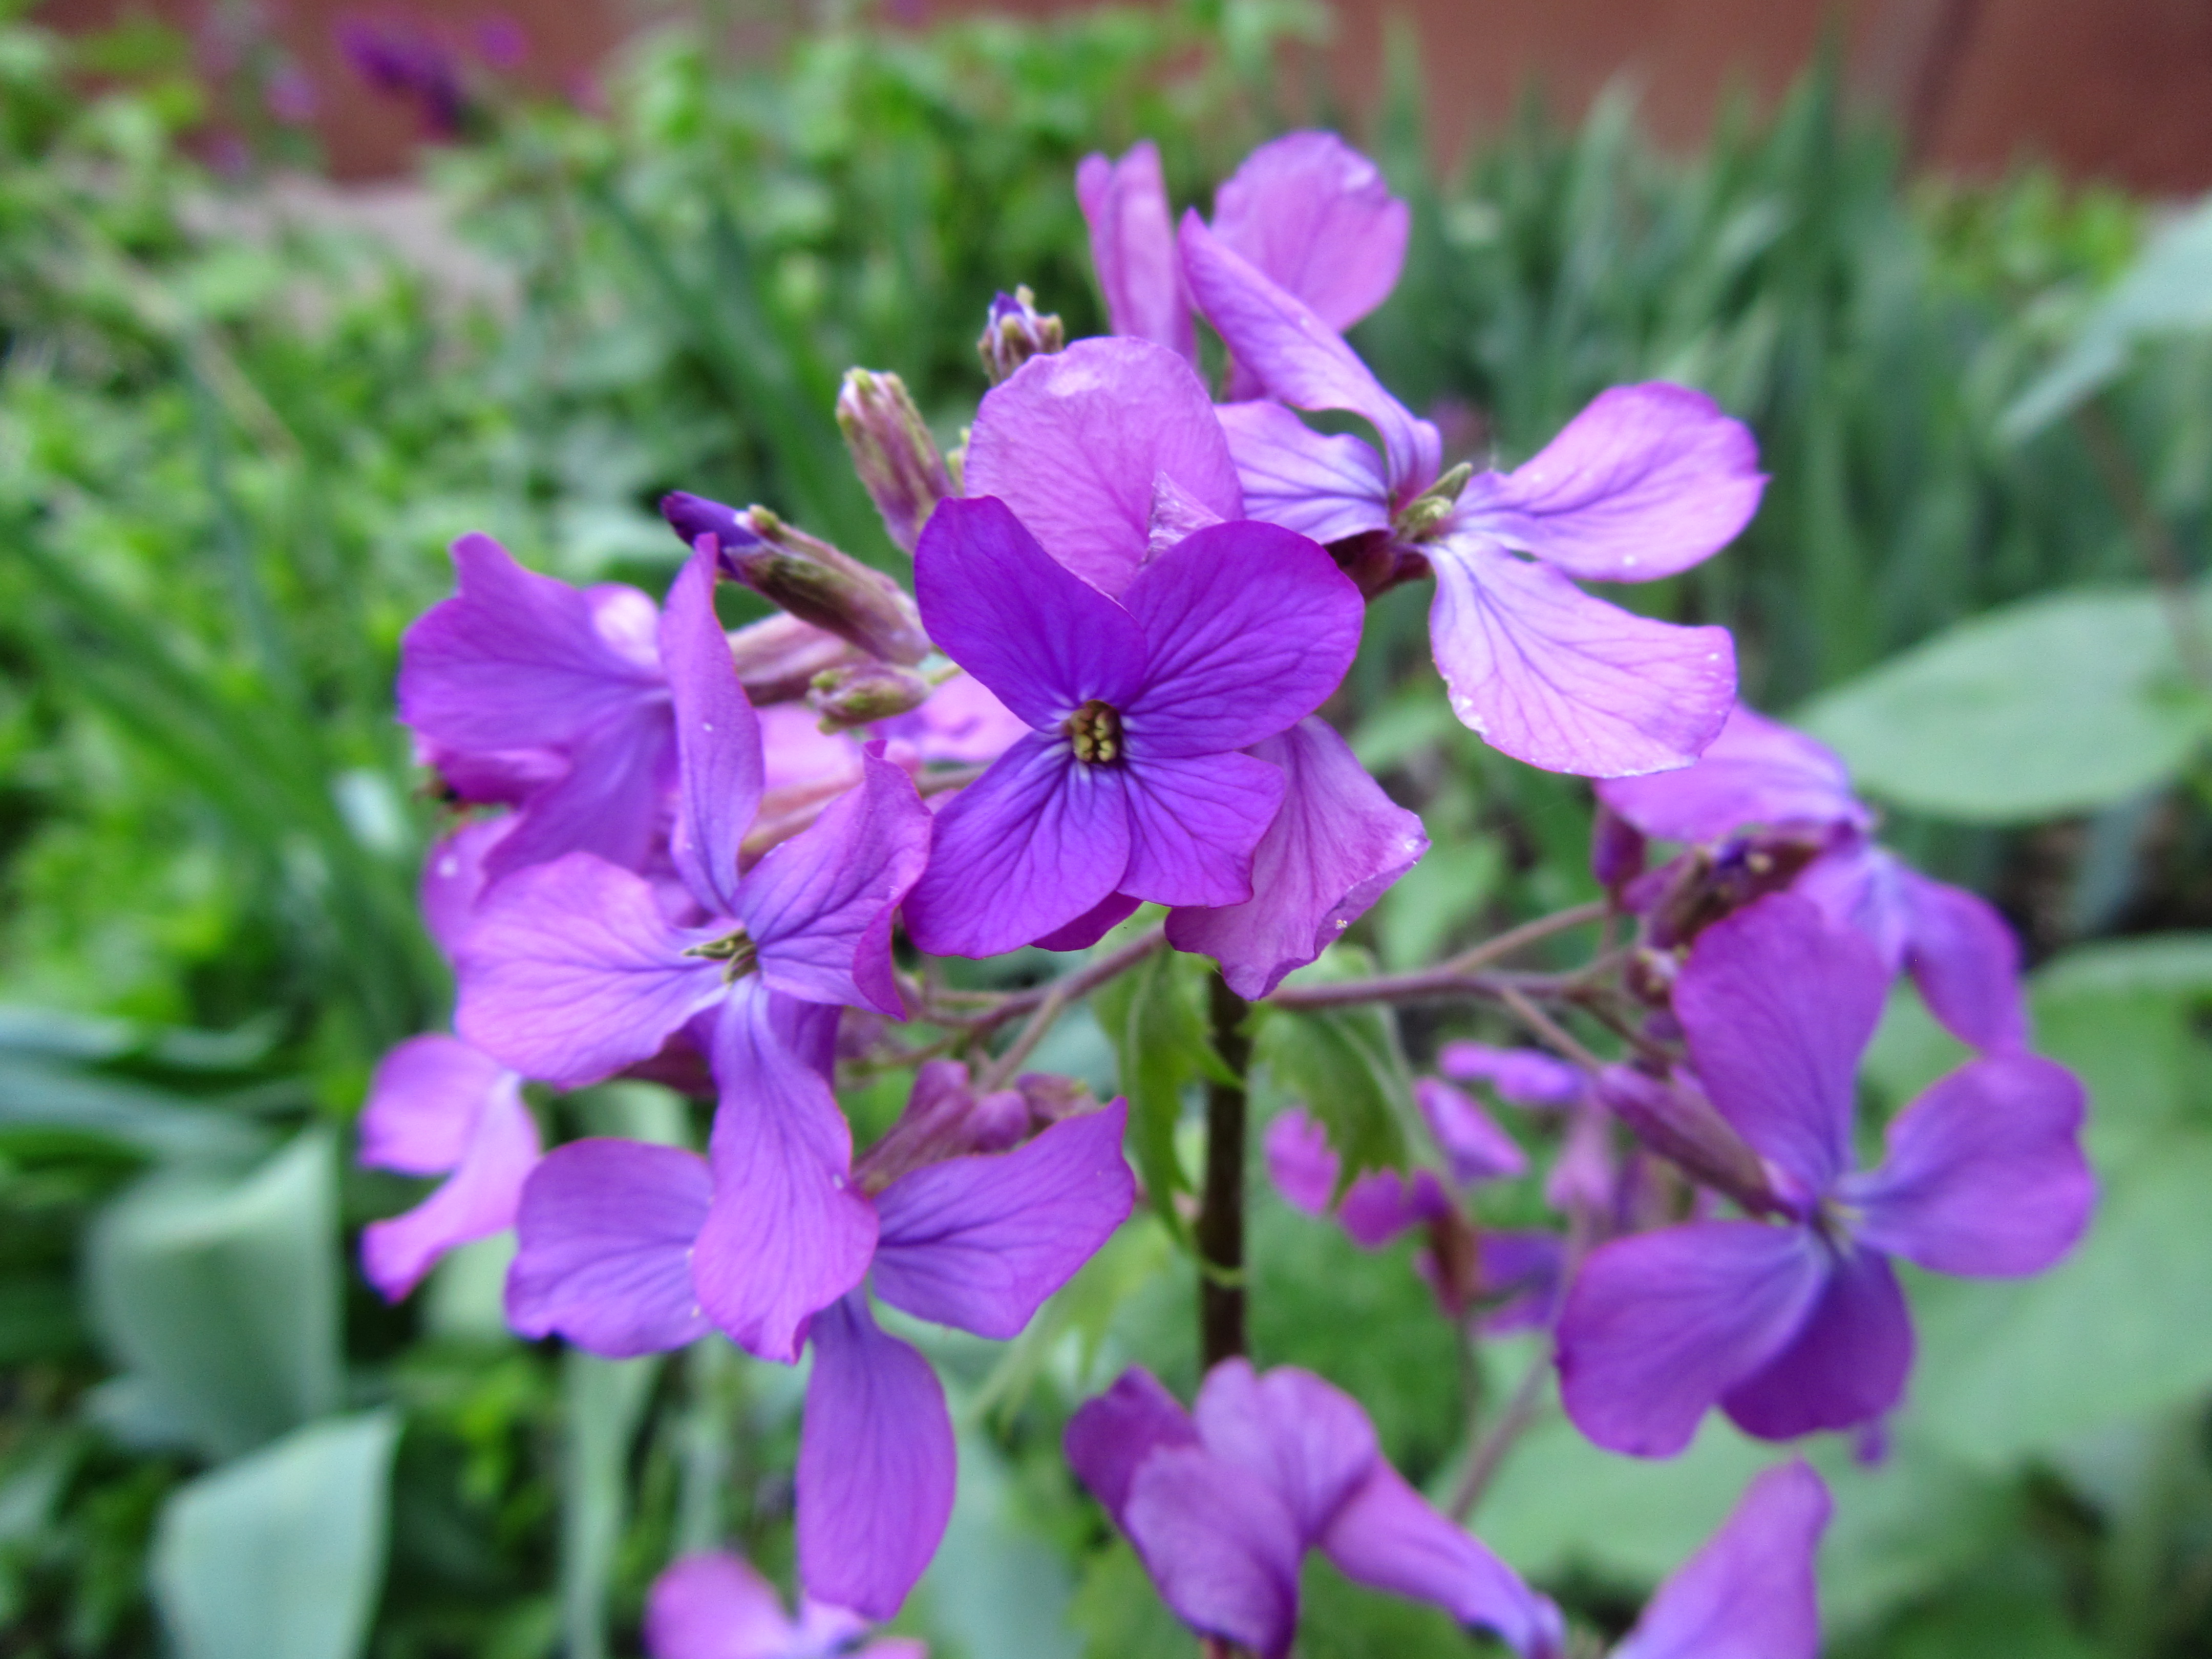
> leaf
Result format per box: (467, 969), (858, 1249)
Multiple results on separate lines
(1250, 948), (1412, 1185)
(1377, 833), (1504, 971)
(83, 1129), (342, 1460)
(1092, 947), (1227, 1247)
(2033, 932), (2212, 999)
(150, 1409), (402, 1659)
(1797, 585), (2211, 822)
(916, 1429), (1080, 1659)
(560, 1350), (664, 1659)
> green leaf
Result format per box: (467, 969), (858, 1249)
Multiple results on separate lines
(2033, 932), (2212, 999)
(916, 1429), (1080, 1659)
(150, 1409), (401, 1659)
(560, 1350), (663, 1659)
(83, 1129), (341, 1460)
(1797, 585), (2211, 822)
(1377, 833), (1504, 970)
(1092, 947), (1227, 1246)
(1250, 948), (1412, 1185)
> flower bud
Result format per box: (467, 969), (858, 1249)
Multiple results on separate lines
(807, 662), (931, 729)
(977, 285), (1065, 385)
(725, 612), (863, 704)
(659, 491), (758, 565)
(1594, 1064), (1779, 1217)
(836, 369), (953, 556)
(1590, 805), (1648, 892)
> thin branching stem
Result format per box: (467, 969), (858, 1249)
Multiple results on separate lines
(1437, 898), (1609, 975)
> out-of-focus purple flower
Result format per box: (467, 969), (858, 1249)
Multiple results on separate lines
(337, 15), (470, 138)
(900, 496), (1360, 958)
(1437, 1041), (1588, 1109)
(455, 549), (932, 1362)
(1557, 892), (2093, 1457)
(873, 673), (1027, 769)
(644, 1549), (924, 1659)
(1415, 1077), (1533, 1185)
(265, 63), (320, 126)
(1609, 1461), (1830, 1659)
(1066, 1362), (1564, 1659)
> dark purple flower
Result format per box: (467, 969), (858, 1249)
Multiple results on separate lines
(644, 1548), (924, 1659)
(900, 497), (1360, 958)
(1065, 1361), (1563, 1659)
(336, 15), (469, 137)
(1557, 892), (2093, 1456)
(1608, 1460), (1829, 1659)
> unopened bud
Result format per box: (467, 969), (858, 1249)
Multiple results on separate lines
(1391, 461), (1475, 542)
(1594, 1065), (1780, 1217)
(660, 491), (759, 566)
(807, 662), (931, 729)
(836, 369), (954, 556)
(977, 285), (1065, 385)
(725, 612), (863, 704)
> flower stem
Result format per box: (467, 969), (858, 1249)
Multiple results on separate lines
(1197, 971), (1253, 1370)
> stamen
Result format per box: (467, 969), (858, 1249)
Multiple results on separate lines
(1066, 699), (1124, 765)
(684, 926), (759, 981)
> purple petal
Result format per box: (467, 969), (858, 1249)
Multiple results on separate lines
(1898, 867), (2030, 1051)
(1337, 1169), (1454, 1249)
(1793, 837), (1911, 972)
(1612, 1462), (1830, 1659)
(644, 1550), (795, 1659)
(915, 497), (1145, 724)
(1426, 535), (1737, 778)
(1214, 400), (1393, 544)
(1414, 1079), (1529, 1185)
(1436, 1042), (1587, 1109)
(1193, 1360), (1378, 1542)
(871, 1100), (1135, 1339)
(1123, 1444), (1304, 1659)
(1556, 1221), (1828, 1458)
(874, 672), (1027, 765)
(963, 338), (1242, 597)
(1120, 751), (1285, 908)
(1179, 212), (1441, 496)
(1120, 521), (1362, 757)
(1033, 891), (1141, 952)
(1841, 1055), (2092, 1277)
(691, 985), (877, 1362)
(503, 1138), (711, 1356)
(797, 1294), (955, 1622)
(1721, 1245), (1911, 1440)
(662, 543), (765, 916)
(1210, 131), (1407, 334)
(1474, 1229), (1567, 1336)
(1451, 384), (1763, 584)
(1263, 1107), (1339, 1217)
(398, 533), (662, 752)
(480, 698), (675, 884)
(455, 854), (725, 1088)
(1596, 703), (1869, 844)
(1674, 892), (1886, 1198)
(901, 732), (1130, 958)
(1076, 142), (1196, 364)
(415, 736), (564, 808)
(790, 1602), (877, 1659)
(358, 1034), (507, 1175)
(360, 1067), (539, 1300)
(739, 746), (931, 1017)
(1167, 718), (1427, 1000)
(418, 819), (511, 961)
(1318, 1460), (1566, 1659)
(1065, 1367), (1201, 1530)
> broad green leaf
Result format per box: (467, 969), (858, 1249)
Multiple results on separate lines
(561, 1350), (663, 1659)
(1092, 946), (1227, 1246)
(150, 1409), (401, 1659)
(2033, 932), (2212, 998)
(83, 1129), (341, 1459)
(1378, 833), (1504, 970)
(1251, 948), (1412, 1184)
(917, 1429), (1079, 1659)
(1798, 586), (2210, 822)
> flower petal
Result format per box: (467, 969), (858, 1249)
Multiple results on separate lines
(357, 1034), (507, 1176)
(1426, 536), (1736, 778)
(1898, 867), (2031, 1051)
(643, 1550), (795, 1659)
(1124, 1444), (1305, 1659)
(1210, 131), (1407, 334)
(964, 338), (1241, 597)
(1193, 1359), (1378, 1542)
(1076, 142), (1196, 364)
(1841, 1054), (2093, 1277)
(871, 1100), (1135, 1339)
(455, 854), (725, 1089)
(1596, 703), (1868, 844)
(1033, 891), (1141, 952)
(1262, 1107), (1339, 1217)
(1337, 1169), (1454, 1249)
(480, 697), (674, 885)
(1556, 1220), (1828, 1458)
(1720, 1245), (1912, 1440)
(418, 819), (512, 961)
(1451, 384), (1763, 583)
(1611, 1461), (1830, 1659)
(662, 543), (765, 917)
(361, 1071), (539, 1301)
(1414, 1078), (1529, 1185)
(1436, 1042), (1587, 1108)
(796, 1294), (956, 1623)
(901, 732), (1130, 958)
(503, 1138), (711, 1356)
(1065, 1367), (1201, 1530)
(1214, 400), (1393, 544)
(1120, 750), (1285, 908)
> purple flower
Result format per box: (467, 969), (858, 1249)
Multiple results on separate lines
(454, 549), (933, 1360)
(507, 1087), (1135, 1618)
(1075, 141), (1195, 367)
(900, 497), (1361, 958)
(336, 14), (470, 137)
(1608, 1460), (1830, 1659)
(1437, 1041), (1587, 1109)
(1180, 218), (1759, 778)
(644, 1549), (924, 1659)
(399, 534), (674, 885)
(1065, 1361), (1564, 1659)
(1557, 892), (2093, 1457)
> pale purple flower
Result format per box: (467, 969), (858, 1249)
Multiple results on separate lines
(900, 497), (1361, 959)
(1557, 892), (2093, 1457)
(1437, 1041), (1587, 1109)
(644, 1549), (923, 1659)
(1608, 1460), (1830, 1659)
(454, 548), (933, 1361)
(1075, 141), (1195, 366)
(1065, 1360), (1564, 1659)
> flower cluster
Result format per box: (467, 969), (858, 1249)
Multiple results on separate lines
(353, 126), (2093, 1654)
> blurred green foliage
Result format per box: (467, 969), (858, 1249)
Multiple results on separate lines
(3, 1), (2211, 1656)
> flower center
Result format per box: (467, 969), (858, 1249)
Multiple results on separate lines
(1066, 699), (1124, 765)
(683, 925), (758, 982)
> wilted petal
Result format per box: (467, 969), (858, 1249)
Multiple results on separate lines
(358, 1034), (506, 1175)
(1596, 704), (1868, 845)
(455, 854), (725, 1089)
(1210, 131), (1407, 333)
(482, 698), (674, 885)
(1167, 719), (1427, 1001)
(1124, 1444), (1304, 1659)
(361, 1069), (539, 1301)
(797, 1294), (955, 1622)
(1076, 142), (1197, 365)
(1557, 1221), (1827, 1457)
(1319, 1460), (1566, 1659)
(418, 820), (512, 960)
(1842, 1055), (2092, 1277)
(1338, 1169), (1454, 1248)
(871, 1101), (1135, 1339)
(1263, 1108), (1339, 1217)
(643, 1550), (795, 1659)
(1612, 1461), (1830, 1659)
(1426, 536), (1736, 778)
(902, 732), (1130, 958)
(1436, 1042), (1586, 1109)
(1898, 867), (2030, 1051)
(963, 339), (1242, 597)
(1120, 751), (1285, 908)
(1451, 385), (1763, 584)
(661, 544), (765, 917)
(1415, 1078), (1529, 1185)
(1674, 892), (1885, 1198)
(1214, 400), (1393, 544)
(1721, 1245), (1911, 1441)
(1066, 1367), (1201, 1530)
(503, 1138), (711, 1356)
(1192, 1360), (1377, 1542)
(691, 985), (877, 1362)
(740, 747), (931, 1017)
